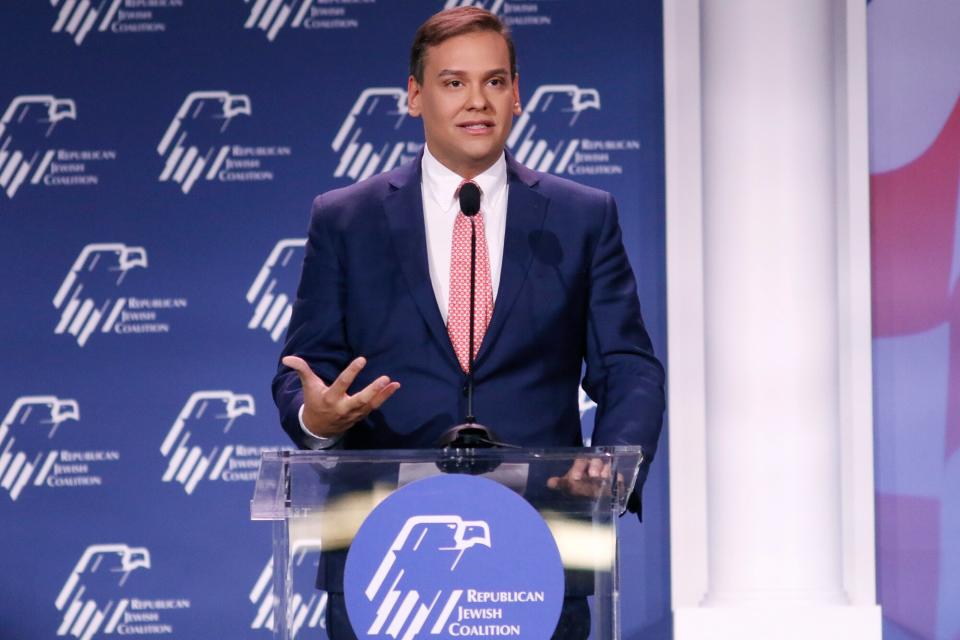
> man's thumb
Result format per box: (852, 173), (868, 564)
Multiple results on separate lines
(282, 356), (313, 380)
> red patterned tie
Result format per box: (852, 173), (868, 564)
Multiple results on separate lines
(448, 180), (494, 373)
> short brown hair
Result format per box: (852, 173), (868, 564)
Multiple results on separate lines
(409, 7), (517, 84)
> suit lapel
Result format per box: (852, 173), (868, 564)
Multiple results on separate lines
(475, 156), (548, 367)
(383, 160), (460, 368)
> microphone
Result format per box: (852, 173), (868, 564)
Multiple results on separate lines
(436, 181), (501, 454)
(459, 181), (481, 217)
(458, 181), (482, 426)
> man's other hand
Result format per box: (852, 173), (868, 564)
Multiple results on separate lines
(282, 355), (400, 438)
(547, 458), (623, 499)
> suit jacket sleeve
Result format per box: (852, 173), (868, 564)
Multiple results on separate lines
(272, 194), (353, 449)
(581, 192), (666, 499)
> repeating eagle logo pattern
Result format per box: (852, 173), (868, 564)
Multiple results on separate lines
(159, 391), (256, 495)
(0, 94), (77, 199)
(49, 0), (124, 46)
(246, 238), (307, 342)
(331, 88), (418, 182)
(54, 544), (151, 639)
(443, 0), (505, 14)
(328, 84), (601, 184)
(0, 396), (80, 501)
(157, 91), (252, 194)
(249, 546), (327, 637)
(507, 84), (601, 174)
(242, 0), (317, 41)
(363, 516), (491, 639)
(52, 243), (149, 348)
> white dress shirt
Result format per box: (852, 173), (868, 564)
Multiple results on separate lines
(299, 145), (509, 448)
(421, 144), (508, 320)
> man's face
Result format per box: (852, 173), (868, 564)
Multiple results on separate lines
(408, 30), (521, 179)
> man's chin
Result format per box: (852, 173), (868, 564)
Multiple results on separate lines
(464, 140), (508, 162)
(429, 140), (506, 175)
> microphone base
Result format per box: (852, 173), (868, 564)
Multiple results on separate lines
(435, 421), (501, 449)
(435, 422), (502, 475)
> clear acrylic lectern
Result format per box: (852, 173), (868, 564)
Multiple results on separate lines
(251, 447), (643, 639)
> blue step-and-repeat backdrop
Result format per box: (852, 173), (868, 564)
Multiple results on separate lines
(0, 2), (668, 638)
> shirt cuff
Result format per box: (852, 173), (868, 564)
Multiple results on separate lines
(298, 404), (341, 450)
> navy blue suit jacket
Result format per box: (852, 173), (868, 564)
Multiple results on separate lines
(273, 153), (664, 470)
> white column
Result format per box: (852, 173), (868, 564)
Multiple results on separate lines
(673, 0), (881, 637)
(702, 0), (843, 604)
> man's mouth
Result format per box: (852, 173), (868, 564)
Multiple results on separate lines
(458, 121), (495, 131)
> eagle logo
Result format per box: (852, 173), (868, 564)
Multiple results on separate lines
(159, 391), (256, 495)
(49, 0), (124, 46)
(0, 94), (76, 199)
(249, 544), (327, 637)
(0, 396), (80, 501)
(331, 88), (421, 182)
(54, 544), (151, 638)
(157, 91), (252, 194)
(507, 84), (601, 174)
(242, 0), (319, 42)
(52, 243), (148, 348)
(246, 238), (307, 342)
(442, 0), (505, 14)
(363, 516), (491, 638)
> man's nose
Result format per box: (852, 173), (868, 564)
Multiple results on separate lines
(465, 84), (488, 110)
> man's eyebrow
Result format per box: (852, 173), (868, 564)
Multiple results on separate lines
(436, 68), (510, 78)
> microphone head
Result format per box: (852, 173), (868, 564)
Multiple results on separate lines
(458, 182), (481, 217)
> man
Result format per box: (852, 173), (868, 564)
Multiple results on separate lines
(273, 7), (664, 638)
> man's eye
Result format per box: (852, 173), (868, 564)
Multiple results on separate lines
(447, 80), (462, 88)
(489, 78), (503, 86)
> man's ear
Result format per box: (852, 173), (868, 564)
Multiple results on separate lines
(407, 75), (422, 118)
(512, 73), (522, 115)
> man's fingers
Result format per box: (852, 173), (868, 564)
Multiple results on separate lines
(548, 458), (614, 498)
(344, 379), (400, 420)
(546, 475), (597, 498)
(587, 458), (607, 478)
(349, 376), (392, 408)
(369, 382), (401, 410)
(282, 356), (323, 386)
(329, 357), (367, 396)
(569, 458), (589, 480)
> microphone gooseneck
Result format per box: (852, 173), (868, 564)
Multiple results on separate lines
(436, 181), (514, 457)
(457, 181), (482, 424)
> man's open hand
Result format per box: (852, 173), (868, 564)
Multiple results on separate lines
(282, 355), (400, 438)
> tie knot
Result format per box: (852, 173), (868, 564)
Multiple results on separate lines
(456, 180), (482, 216)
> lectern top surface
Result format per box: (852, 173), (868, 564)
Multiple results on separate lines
(250, 446), (644, 521)
(260, 445), (643, 464)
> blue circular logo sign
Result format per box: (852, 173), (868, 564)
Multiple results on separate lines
(344, 474), (565, 639)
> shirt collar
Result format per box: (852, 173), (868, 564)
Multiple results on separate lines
(421, 144), (507, 212)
